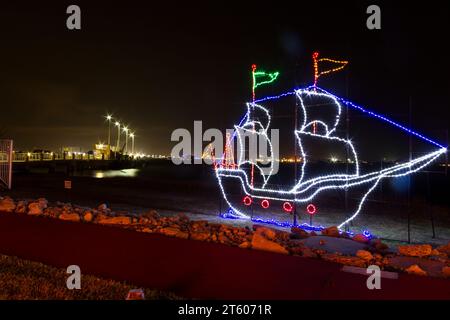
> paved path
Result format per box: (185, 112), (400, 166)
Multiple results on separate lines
(0, 213), (449, 299)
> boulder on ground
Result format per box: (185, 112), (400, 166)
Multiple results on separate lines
(190, 232), (210, 241)
(405, 264), (427, 276)
(83, 211), (94, 222)
(239, 241), (251, 249)
(28, 202), (45, 215)
(291, 227), (309, 239)
(97, 203), (108, 211)
(370, 239), (389, 252)
(321, 226), (340, 237)
(175, 213), (190, 223)
(15, 200), (28, 214)
(97, 216), (131, 225)
(442, 266), (450, 278)
(356, 250), (374, 262)
(0, 197), (16, 213)
(159, 227), (181, 237)
(321, 253), (367, 268)
(436, 242), (450, 256)
(398, 244), (432, 257)
(251, 232), (288, 255)
(289, 244), (317, 258)
(352, 234), (370, 243)
(59, 212), (81, 222)
(253, 225), (277, 240)
(37, 198), (48, 209)
(141, 210), (159, 219)
(300, 246), (318, 258)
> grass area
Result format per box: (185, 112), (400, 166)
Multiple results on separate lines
(0, 254), (180, 300)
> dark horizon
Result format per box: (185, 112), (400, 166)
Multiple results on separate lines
(1, 1), (449, 160)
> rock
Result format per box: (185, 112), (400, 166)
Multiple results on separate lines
(37, 198), (48, 209)
(352, 234), (370, 243)
(139, 217), (150, 224)
(322, 253), (367, 268)
(0, 197), (16, 213)
(141, 210), (159, 219)
(374, 253), (383, 261)
(97, 203), (108, 211)
(398, 244), (432, 257)
(370, 239), (389, 252)
(94, 213), (109, 222)
(190, 232), (210, 241)
(275, 230), (290, 242)
(97, 216), (131, 225)
(126, 289), (145, 300)
(159, 226), (189, 239)
(176, 213), (190, 222)
(59, 212), (81, 222)
(47, 207), (62, 218)
(309, 231), (317, 237)
(28, 202), (44, 215)
(251, 232), (288, 255)
(253, 225), (277, 240)
(321, 226), (340, 237)
(190, 220), (209, 231)
(291, 227), (309, 239)
(301, 247), (318, 258)
(405, 264), (427, 276)
(430, 249), (442, 257)
(159, 227), (181, 237)
(436, 242), (450, 256)
(386, 256), (445, 277)
(239, 241), (251, 249)
(218, 233), (229, 244)
(83, 211), (94, 222)
(442, 266), (450, 278)
(15, 200), (28, 214)
(356, 250), (374, 262)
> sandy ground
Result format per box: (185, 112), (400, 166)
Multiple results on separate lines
(3, 168), (450, 245)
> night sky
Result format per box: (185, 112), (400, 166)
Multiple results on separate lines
(1, 1), (448, 160)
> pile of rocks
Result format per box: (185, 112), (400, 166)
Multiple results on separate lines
(1, 195), (449, 278)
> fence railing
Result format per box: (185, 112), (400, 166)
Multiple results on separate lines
(12, 152), (102, 162)
(0, 140), (13, 189)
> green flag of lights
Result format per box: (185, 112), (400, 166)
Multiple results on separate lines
(252, 65), (280, 89)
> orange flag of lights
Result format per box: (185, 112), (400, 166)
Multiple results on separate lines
(313, 51), (348, 87)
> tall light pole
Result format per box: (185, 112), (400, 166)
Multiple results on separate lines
(123, 127), (129, 154)
(130, 132), (135, 155)
(115, 121), (121, 151)
(105, 115), (112, 146)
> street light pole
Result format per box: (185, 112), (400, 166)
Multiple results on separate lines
(115, 121), (120, 151)
(123, 127), (129, 154)
(130, 133), (135, 155)
(106, 115), (112, 146)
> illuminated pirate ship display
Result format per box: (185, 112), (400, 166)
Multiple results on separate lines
(210, 52), (447, 233)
